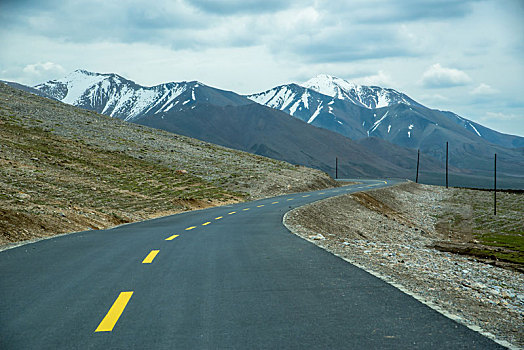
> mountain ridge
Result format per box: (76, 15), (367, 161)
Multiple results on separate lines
(21, 69), (524, 188)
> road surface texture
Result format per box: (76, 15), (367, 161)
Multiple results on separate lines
(0, 180), (504, 349)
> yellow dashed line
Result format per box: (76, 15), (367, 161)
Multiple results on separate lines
(257, 205), (265, 207)
(302, 195), (310, 198)
(271, 201), (279, 204)
(287, 198), (294, 201)
(165, 234), (179, 241)
(142, 250), (159, 264)
(95, 292), (133, 332)
(185, 226), (196, 231)
(242, 208), (250, 211)
(215, 216), (223, 220)
(319, 192), (325, 194)
(202, 222), (211, 226)
(228, 211), (236, 215)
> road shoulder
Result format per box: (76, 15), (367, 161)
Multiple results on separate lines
(283, 182), (522, 349)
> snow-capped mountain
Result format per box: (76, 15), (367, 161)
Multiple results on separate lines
(246, 74), (524, 150)
(301, 74), (420, 109)
(28, 70), (524, 187)
(245, 74), (432, 141)
(35, 69), (249, 121)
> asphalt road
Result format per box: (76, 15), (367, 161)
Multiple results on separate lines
(0, 180), (503, 349)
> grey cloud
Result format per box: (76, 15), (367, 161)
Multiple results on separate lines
(0, 0), (207, 44)
(320, 0), (478, 25)
(421, 64), (472, 88)
(185, 0), (301, 15)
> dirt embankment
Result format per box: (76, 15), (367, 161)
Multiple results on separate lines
(284, 182), (523, 348)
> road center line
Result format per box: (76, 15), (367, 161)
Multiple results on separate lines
(95, 291), (133, 332)
(302, 195), (310, 198)
(202, 222), (211, 226)
(215, 216), (223, 220)
(287, 198), (294, 201)
(228, 211), (236, 215)
(185, 226), (196, 231)
(256, 205), (264, 207)
(242, 208), (250, 211)
(165, 234), (179, 241)
(142, 250), (159, 264)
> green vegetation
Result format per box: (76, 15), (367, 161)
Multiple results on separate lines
(441, 189), (523, 265)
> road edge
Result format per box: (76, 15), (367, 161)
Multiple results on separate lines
(282, 192), (518, 350)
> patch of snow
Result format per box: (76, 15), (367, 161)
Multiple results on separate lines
(60, 71), (107, 104)
(302, 74), (357, 99)
(301, 91), (310, 109)
(182, 100), (190, 105)
(328, 100), (334, 105)
(409, 124), (414, 130)
(289, 100), (301, 116)
(127, 88), (159, 118)
(337, 120), (343, 125)
(250, 86), (297, 111)
(307, 102), (323, 124)
(469, 122), (482, 137)
(158, 85), (186, 112)
(375, 91), (390, 108)
(388, 125), (391, 133)
(368, 111), (389, 136)
(408, 131), (411, 138)
(191, 89), (195, 101)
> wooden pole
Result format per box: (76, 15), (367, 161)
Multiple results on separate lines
(494, 153), (497, 215)
(416, 149), (420, 183)
(446, 142), (449, 188)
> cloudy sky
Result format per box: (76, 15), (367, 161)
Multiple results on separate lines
(1, 0), (523, 136)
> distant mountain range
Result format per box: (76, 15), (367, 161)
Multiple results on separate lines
(6, 70), (524, 188)
(246, 74), (524, 150)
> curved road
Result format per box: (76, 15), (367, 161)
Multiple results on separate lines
(0, 180), (503, 349)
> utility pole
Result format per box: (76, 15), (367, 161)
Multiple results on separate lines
(335, 157), (338, 179)
(494, 153), (497, 215)
(446, 142), (449, 188)
(416, 149), (420, 183)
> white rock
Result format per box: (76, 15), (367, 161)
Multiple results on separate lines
(310, 233), (325, 240)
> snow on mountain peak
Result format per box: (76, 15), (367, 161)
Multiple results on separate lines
(301, 74), (417, 109)
(34, 70), (195, 121)
(302, 74), (358, 100)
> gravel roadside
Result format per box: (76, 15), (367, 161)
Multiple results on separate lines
(284, 182), (523, 348)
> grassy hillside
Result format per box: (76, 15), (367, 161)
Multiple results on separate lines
(0, 83), (336, 247)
